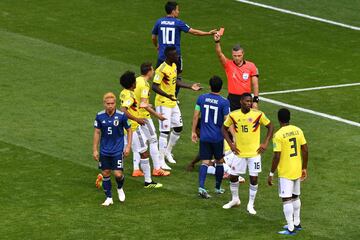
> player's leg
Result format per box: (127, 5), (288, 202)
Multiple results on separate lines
(223, 156), (246, 209)
(113, 154), (125, 202)
(142, 119), (170, 176)
(125, 134), (142, 177)
(186, 153), (200, 171)
(278, 178), (296, 235)
(100, 155), (113, 206)
(95, 160), (103, 189)
(165, 104), (183, 163)
(213, 141), (225, 194)
(198, 141), (212, 198)
(156, 106), (172, 169)
(292, 179), (302, 229)
(247, 155), (262, 215)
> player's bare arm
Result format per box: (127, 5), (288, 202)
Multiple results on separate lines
(120, 106), (146, 125)
(124, 128), (132, 157)
(268, 151), (281, 186)
(151, 34), (158, 49)
(191, 110), (200, 143)
(152, 82), (177, 101)
(301, 143), (309, 181)
(92, 128), (101, 161)
(257, 122), (274, 154)
(188, 28), (217, 36)
(214, 33), (227, 67)
(176, 80), (202, 91)
(251, 76), (259, 109)
(141, 100), (166, 121)
(222, 125), (239, 155)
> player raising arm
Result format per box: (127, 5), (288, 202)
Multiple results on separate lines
(268, 108), (309, 235)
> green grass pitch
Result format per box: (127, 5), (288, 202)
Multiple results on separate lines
(0, 0), (359, 239)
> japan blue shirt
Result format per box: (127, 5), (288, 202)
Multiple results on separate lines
(152, 17), (190, 61)
(196, 93), (230, 143)
(94, 109), (130, 157)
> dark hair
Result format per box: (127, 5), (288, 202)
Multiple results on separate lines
(120, 71), (136, 89)
(140, 62), (153, 75)
(209, 75), (223, 93)
(232, 44), (244, 52)
(278, 108), (291, 123)
(164, 46), (177, 57)
(241, 92), (252, 99)
(165, 1), (178, 14)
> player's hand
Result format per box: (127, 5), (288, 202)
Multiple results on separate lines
(267, 176), (273, 186)
(158, 114), (167, 121)
(230, 142), (240, 155)
(214, 33), (221, 42)
(252, 102), (258, 109)
(123, 145), (131, 157)
(93, 150), (99, 161)
(209, 29), (218, 35)
(136, 118), (146, 125)
(186, 163), (195, 172)
(191, 83), (202, 91)
(301, 169), (307, 181)
(140, 102), (149, 108)
(257, 143), (268, 154)
(191, 132), (199, 143)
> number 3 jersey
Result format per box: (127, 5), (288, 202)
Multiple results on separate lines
(94, 110), (130, 157)
(196, 93), (230, 143)
(273, 125), (307, 180)
(224, 109), (271, 158)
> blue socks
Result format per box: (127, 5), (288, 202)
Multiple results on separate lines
(116, 175), (125, 189)
(102, 176), (112, 198)
(215, 164), (224, 189)
(199, 164), (208, 189)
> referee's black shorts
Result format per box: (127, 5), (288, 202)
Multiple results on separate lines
(227, 93), (242, 111)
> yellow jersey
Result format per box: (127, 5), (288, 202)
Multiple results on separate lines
(224, 109), (271, 157)
(120, 89), (139, 131)
(273, 125), (307, 180)
(134, 76), (151, 119)
(153, 62), (177, 108)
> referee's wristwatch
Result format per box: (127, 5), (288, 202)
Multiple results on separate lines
(253, 96), (259, 103)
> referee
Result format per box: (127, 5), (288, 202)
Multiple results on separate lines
(214, 32), (259, 111)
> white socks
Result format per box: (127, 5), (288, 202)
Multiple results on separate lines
(293, 198), (301, 226)
(248, 184), (258, 206)
(159, 133), (168, 154)
(149, 139), (161, 169)
(140, 158), (152, 183)
(283, 200), (295, 231)
(133, 152), (141, 171)
(166, 130), (180, 153)
(230, 181), (240, 201)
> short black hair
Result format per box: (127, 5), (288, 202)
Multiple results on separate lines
(209, 75), (223, 93)
(241, 92), (252, 99)
(120, 71), (136, 89)
(140, 62), (153, 75)
(232, 44), (244, 52)
(164, 45), (177, 58)
(278, 108), (291, 123)
(165, 1), (178, 14)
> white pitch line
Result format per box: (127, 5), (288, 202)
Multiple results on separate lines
(261, 97), (360, 127)
(261, 83), (360, 96)
(235, 0), (360, 31)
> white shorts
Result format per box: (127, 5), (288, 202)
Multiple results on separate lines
(223, 151), (235, 166)
(229, 155), (262, 176)
(139, 118), (157, 143)
(156, 105), (183, 132)
(124, 127), (148, 154)
(278, 178), (301, 198)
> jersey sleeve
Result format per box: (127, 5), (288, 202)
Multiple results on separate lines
(122, 114), (131, 130)
(177, 19), (190, 32)
(151, 21), (159, 35)
(94, 115), (101, 129)
(260, 112), (271, 126)
(120, 92), (134, 109)
(222, 100), (230, 116)
(140, 85), (150, 99)
(250, 62), (259, 77)
(153, 68), (164, 84)
(272, 134), (282, 152)
(223, 113), (234, 127)
(299, 130), (307, 145)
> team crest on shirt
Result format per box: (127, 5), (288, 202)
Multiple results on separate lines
(248, 118), (253, 123)
(243, 73), (249, 80)
(113, 120), (119, 126)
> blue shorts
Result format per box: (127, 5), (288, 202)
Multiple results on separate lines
(199, 140), (224, 160)
(99, 154), (124, 171)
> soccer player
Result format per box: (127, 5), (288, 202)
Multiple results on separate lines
(214, 33), (259, 111)
(191, 76), (230, 198)
(152, 46), (202, 166)
(93, 92), (132, 206)
(152, 1), (216, 95)
(268, 108), (309, 235)
(134, 62), (171, 176)
(120, 71), (163, 189)
(222, 93), (274, 214)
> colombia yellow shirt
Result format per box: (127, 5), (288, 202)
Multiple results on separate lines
(224, 109), (271, 158)
(134, 76), (151, 119)
(120, 89), (139, 131)
(273, 125), (307, 180)
(153, 62), (177, 108)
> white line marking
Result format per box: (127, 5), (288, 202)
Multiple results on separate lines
(261, 83), (360, 95)
(261, 97), (360, 127)
(235, 0), (360, 31)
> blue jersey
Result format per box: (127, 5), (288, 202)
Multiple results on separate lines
(152, 17), (190, 61)
(196, 93), (230, 143)
(94, 109), (130, 157)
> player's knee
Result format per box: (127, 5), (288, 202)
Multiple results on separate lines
(282, 197), (292, 202)
(161, 131), (170, 136)
(140, 151), (150, 159)
(114, 171), (123, 179)
(292, 194), (299, 200)
(173, 127), (182, 133)
(229, 175), (239, 182)
(148, 137), (158, 144)
(215, 158), (224, 164)
(102, 170), (111, 177)
(249, 176), (258, 185)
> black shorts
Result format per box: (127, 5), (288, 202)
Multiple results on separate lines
(227, 93), (242, 111)
(199, 140), (224, 161)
